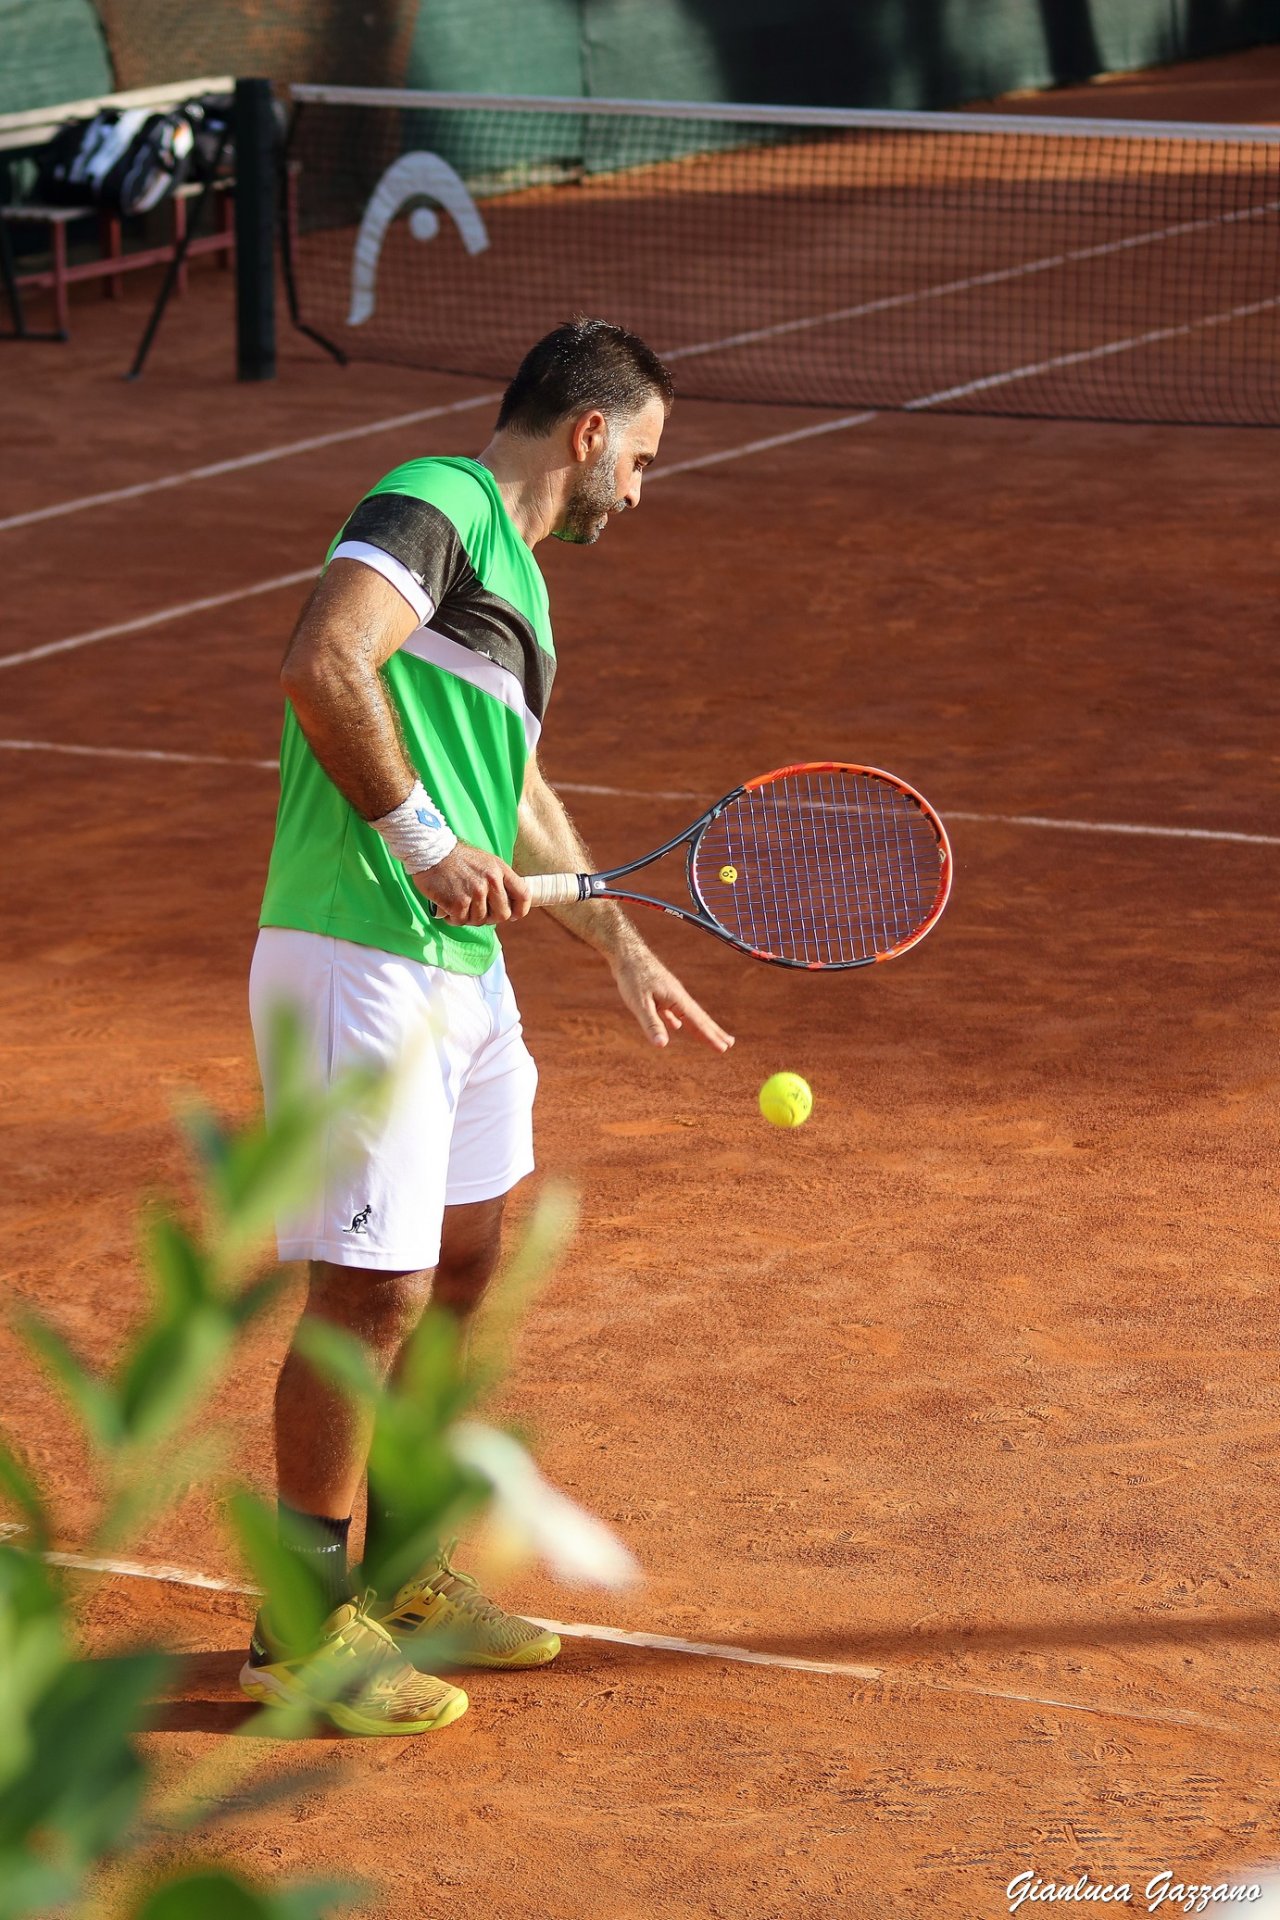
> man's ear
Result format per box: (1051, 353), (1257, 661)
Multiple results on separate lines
(569, 408), (608, 463)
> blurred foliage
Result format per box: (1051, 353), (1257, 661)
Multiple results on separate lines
(0, 1010), (599, 1917)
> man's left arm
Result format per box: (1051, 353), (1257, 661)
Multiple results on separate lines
(514, 755), (734, 1054)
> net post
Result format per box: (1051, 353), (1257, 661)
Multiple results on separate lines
(234, 77), (277, 381)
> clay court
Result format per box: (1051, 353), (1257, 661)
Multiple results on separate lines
(3, 45), (1279, 1920)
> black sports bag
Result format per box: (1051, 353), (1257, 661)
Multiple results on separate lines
(35, 106), (195, 215)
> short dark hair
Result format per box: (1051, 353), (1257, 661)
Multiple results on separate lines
(496, 317), (674, 436)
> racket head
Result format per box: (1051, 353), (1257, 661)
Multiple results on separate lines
(688, 762), (952, 970)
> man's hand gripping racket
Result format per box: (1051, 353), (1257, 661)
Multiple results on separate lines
(526, 762), (952, 970)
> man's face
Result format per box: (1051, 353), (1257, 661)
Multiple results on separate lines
(555, 395), (667, 545)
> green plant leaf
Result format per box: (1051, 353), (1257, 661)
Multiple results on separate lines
(228, 1271), (285, 1331)
(0, 1600), (69, 1719)
(0, 1851), (82, 1920)
(0, 1539), (63, 1630)
(117, 1308), (234, 1446)
(357, 1309), (485, 1594)
(465, 1182), (578, 1393)
(290, 1319), (379, 1408)
(0, 1552), (69, 1798)
(129, 1868), (272, 1920)
(188, 1005), (389, 1280)
(226, 1490), (326, 1658)
(143, 1212), (209, 1317)
(0, 1441), (49, 1546)
(0, 1008), (589, 1920)
(182, 1105), (234, 1181)
(20, 1312), (122, 1453)
(96, 1431), (225, 1555)
(270, 1879), (359, 1919)
(395, 1306), (472, 1426)
(0, 1649), (169, 1873)
(208, 1073), (384, 1274)
(130, 1870), (356, 1920)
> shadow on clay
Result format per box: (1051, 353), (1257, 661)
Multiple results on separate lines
(130, 1609), (1280, 1736)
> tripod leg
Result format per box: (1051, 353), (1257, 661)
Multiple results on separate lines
(125, 121), (231, 381)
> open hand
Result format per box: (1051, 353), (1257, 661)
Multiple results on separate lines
(611, 946), (734, 1052)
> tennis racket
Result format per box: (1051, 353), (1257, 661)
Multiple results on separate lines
(527, 762), (952, 971)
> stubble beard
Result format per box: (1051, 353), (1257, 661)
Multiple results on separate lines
(555, 431), (622, 545)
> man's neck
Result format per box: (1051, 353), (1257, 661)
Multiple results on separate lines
(475, 431), (564, 547)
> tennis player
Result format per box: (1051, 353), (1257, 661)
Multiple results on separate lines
(243, 318), (734, 1735)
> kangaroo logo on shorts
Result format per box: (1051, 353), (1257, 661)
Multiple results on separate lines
(344, 1204), (373, 1235)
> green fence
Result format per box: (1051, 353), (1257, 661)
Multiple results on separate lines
(4, 0), (1280, 117)
(0, 0), (111, 113)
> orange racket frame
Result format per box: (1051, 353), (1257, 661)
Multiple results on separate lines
(525, 761), (952, 971)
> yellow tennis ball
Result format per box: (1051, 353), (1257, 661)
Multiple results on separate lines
(719, 864), (738, 884)
(759, 1072), (813, 1129)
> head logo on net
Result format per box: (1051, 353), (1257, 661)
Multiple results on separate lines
(348, 154), (489, 328)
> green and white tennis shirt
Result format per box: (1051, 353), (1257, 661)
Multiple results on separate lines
(259, 457), (555, 976)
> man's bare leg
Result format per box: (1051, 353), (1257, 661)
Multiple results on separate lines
(259, 1262), (432, 1630)
(422, 1193), (508, 1330)
(275, 1193), (507, 1511)
(359, 1196), (508, 1579)
(361, 1192), (560, 1665)
(275, 1262), (433, 1523)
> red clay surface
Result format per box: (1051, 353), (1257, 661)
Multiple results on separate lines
(3, 46), (1280, 1920)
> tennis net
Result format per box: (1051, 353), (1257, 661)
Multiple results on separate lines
(285, 85), (1280, 426)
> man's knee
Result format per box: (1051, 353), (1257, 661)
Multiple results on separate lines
(303, 1261), (433, 1350)
(433, 1198), (506, 1316)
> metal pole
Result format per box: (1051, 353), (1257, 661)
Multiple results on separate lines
(234, 77), (276, 381)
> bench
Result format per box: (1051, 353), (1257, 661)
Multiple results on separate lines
(0, 76), (234, 339)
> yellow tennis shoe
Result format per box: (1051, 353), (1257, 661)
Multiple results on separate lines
(240, 1592), (469, 1735)
(377, 1545), (561, 1670)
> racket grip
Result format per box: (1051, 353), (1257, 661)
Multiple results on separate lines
(526, 871), (591, 907)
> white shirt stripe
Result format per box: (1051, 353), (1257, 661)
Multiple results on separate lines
(400, 625), (541, 751)
(331, 540), (436, 625)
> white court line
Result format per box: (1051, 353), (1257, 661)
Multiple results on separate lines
(3, 263), (1275, 679)
(5, 274), (1275, 679)
(905, 292), (1280, 412)
(665, 199), (1280, 370)
(947, 807), (1280, 849)
(0, 571), (314, 673)
(557, 779), (702, 802)
(27, 1543), (1254, 1738)
(0, 393), (501, 535)
(41, 1550), (260, 1594)
(651, 411), (877, 478)
(0, 422), (886, 673)
(0, 738), (280, 771)
(6, 179), (1273, 535)
(0, 742), (1272, 847)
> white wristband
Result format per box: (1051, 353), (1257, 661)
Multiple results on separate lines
(369, 781), (458, 874)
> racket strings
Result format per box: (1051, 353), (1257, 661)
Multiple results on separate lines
(694, 769), (945, 967)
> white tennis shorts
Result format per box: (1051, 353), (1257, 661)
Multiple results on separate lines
(249, 928), (537, 1270)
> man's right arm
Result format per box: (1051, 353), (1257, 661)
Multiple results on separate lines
(280, 559), (529, 926)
